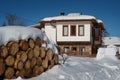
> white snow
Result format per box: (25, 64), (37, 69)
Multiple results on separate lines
(96, 48), (105, 60)
(103, 37), (120, 45)
(42, 13), (96, 21)
(0, 26), (58, 54)
(16, 56), (120, 80)
(96, 45), (118, 60)
(97, 19), (103, 23)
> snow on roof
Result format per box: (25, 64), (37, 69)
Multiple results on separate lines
(0, 26), (58, 54)
(103, 37), (120, 45)
(97, 19), (103, 23)
(42, 13), (96, 21)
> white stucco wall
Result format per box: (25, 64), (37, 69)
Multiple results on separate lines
(45, 23), (56, 43)
(44, 21), (92, 43)
(56, 21), (91, 42)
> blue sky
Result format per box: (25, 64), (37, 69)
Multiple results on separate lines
(0, 0), (120, 37)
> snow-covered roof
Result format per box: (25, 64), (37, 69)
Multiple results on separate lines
(97, 19), (103, 23)
(0, 26), (58, 54)
(42, 13), (96, 21)
(103, 37), (120, 45)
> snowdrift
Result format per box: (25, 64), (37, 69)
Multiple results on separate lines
(17, 56), (120, 80)
(96, 45), (118, 60)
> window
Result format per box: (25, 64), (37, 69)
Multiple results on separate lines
(72, 47), (77, 55)
(64, 47), (70, 54)
(78, 25), (84, 36)
(80, 47), (85, 52)
(70, 25), (76, 36)
(63, 25), (68, 36)
(80, 47), (85, 55)
(95, 28), (100, 37)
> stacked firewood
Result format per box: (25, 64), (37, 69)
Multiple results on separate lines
(0, 37), (58, 79)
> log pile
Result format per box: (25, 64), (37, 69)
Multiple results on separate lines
(0, 37), (58, 79)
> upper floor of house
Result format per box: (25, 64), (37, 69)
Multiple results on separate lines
(36, 13), (105, 44)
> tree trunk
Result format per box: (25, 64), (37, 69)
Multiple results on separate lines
(32, 66), (44, 77)
(36, 57), (42, 66)
(28, 38), (35, 48)
(33, 45), (40, 57)
(7, 41), (19, 56)
(19, 40), (29, 51)
(35, 37), (41, 47)
(14, 59), (19, 69)
(30, 57), (37, 68)
(5, 67), (14, 79)
(53, 54), (58, 65)
(48, 60), (54, 69)
(17, 60), (24, 70)
(47, 49), (53, 61)
(5, 55), (14, 66)
(40, 47), (46, 58)
(24, 68), (32, 78)
(42, 57), (48, 69)
(16, 69), (25, 78)
(16, 51), (22, 59)
(20, 51), (27, 62)
(0, 46), (8, 58)
(26, 48), (33, 60)
(25, 60), (31, 69)
(0, 62), (5, 76)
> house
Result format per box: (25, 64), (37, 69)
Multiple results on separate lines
(36, 13), (105, 57)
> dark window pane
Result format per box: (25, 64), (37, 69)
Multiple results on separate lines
(71, 25), (76, 36)
(63, 25), (68, 36)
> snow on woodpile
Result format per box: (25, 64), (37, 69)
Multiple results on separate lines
(0, 26), (58, 54)
(0, 26), (58, 79)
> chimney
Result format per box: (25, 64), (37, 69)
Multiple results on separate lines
(60, 12), (65, 16)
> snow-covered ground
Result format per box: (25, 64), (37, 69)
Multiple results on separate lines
(16, 42), (120, 80)
(17, 55), (120, 80)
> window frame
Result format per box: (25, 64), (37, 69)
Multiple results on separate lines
(80, 47), (85, 55)
(63, 25), (69, 36)
(70, 25), (76, 36)
(64, 47), (70, 54)
(72, 46), (77, 55)
(78, 25), (84, 36)
(80, 47), (85, 52)
(94, 27), (100, 40)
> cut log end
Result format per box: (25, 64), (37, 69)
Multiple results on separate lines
(7, 42), (19, 56)
(5, 56), (14, 66)
(5, 67), (14, 79)
(0, 62), (5, 76)
(19, 40), (29, 51)
(28, 38), (35, 48)
(0, 46), (8, 58)
(35, 37), (41, 47)
(33, 45), (40, 58)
